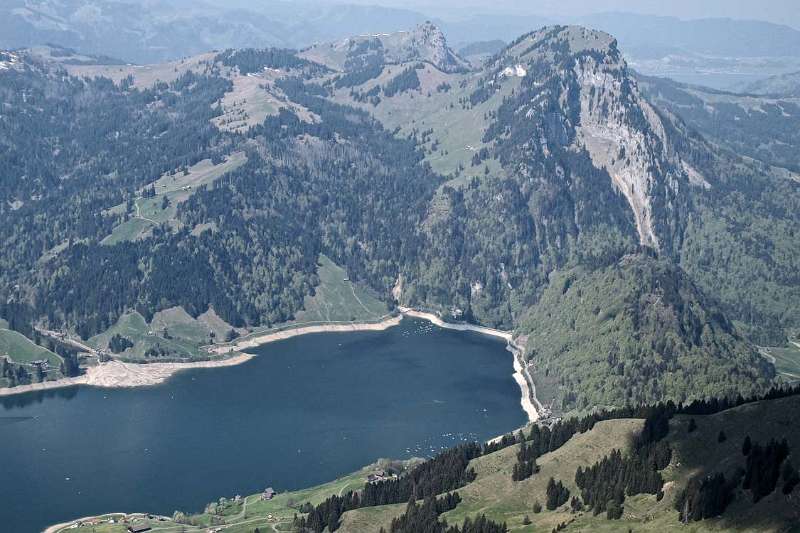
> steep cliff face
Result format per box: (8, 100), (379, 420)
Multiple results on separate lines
(482, 26), (700, 254)
(388, 26), (714, 326)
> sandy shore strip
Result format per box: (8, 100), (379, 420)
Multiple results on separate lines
(398, 307), (514, 342)
(509, 343), (542, 423)
(0, 354), (253, 397)
(1, 308), (541, 419)
(0, 317), (402, 397)
(210, 314), (403, 355)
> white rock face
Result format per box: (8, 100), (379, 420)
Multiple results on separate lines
(470, 281), (483, 297)
(495, 25), (707, 251)
(392, 275), (403, 300)
(573, 54), (699, 250)
(0, 51), (20, 71)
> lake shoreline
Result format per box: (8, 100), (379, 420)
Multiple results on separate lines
(397, 307), (540, 422)
(209, 314), (403, 355)
(0, 310), (542, 423)
(42, 512), (167, 533)
(0, 317), (402, 398)
(0, 355), (254, 397)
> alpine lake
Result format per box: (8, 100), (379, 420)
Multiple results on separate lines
(1, 317), (527, 532)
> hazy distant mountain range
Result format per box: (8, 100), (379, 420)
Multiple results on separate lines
(4, 1), (800, 75)
(743, 70), (800, 97)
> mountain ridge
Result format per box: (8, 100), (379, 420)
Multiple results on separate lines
(1, 23), (797, 408)
(300, 21), (471, 74)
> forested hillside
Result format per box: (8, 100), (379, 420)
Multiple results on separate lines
(519, 255), (774, 413)
(2, 23), (799, 409)
(638, 74), (800, 173)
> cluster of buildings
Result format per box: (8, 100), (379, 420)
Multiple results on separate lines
(62, 515), (158, 532)
(366, 469), (397, 483)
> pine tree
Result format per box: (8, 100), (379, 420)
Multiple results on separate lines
(743, 439), (790, 502)
(606, 499), (623, 520)
(781, 459), (799, 495)
(546, 478), (570, 510)
(570, 496), (583, 512)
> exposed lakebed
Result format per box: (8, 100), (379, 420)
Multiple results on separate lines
(1, 318), (526, 532)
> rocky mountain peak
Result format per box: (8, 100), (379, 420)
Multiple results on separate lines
(501, 25), (619, 65)
(302, 21), (471, 74)
(481, 25), (704, 252)
(399, 21), (471, 73)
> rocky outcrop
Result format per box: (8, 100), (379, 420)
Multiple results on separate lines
(302, 22), (471, 73)
(487, 26), (702, 252)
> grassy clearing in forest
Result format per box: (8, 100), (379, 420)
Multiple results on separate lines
(292, 255), (388, 324)
(330, 62), (516, 180)
(0, 329), (62, 366)
(101, 152), (246, 244)
(761, 344), (800, 382)
(87, 311), (209, 360)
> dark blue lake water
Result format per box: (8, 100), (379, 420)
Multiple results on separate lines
(1, 318), (526, 532)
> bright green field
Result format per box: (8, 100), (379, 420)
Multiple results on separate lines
(100, 217), (153, 245)
(226, 254), (390, 349)
(54, 464), (382, 533)
(293, 255), (388, 323)
(88, 311), (213, 361)
(331, 62), (515, 181)
(0, 329), (62, 366)
(761, 343), (800, 382)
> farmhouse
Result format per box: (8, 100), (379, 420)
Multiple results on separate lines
(262, 487), (276, 500)
(30, 359), (49, 370)
(367, 469), (390, 483)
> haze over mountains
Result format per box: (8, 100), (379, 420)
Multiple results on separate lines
(4, 0), (800, 89)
